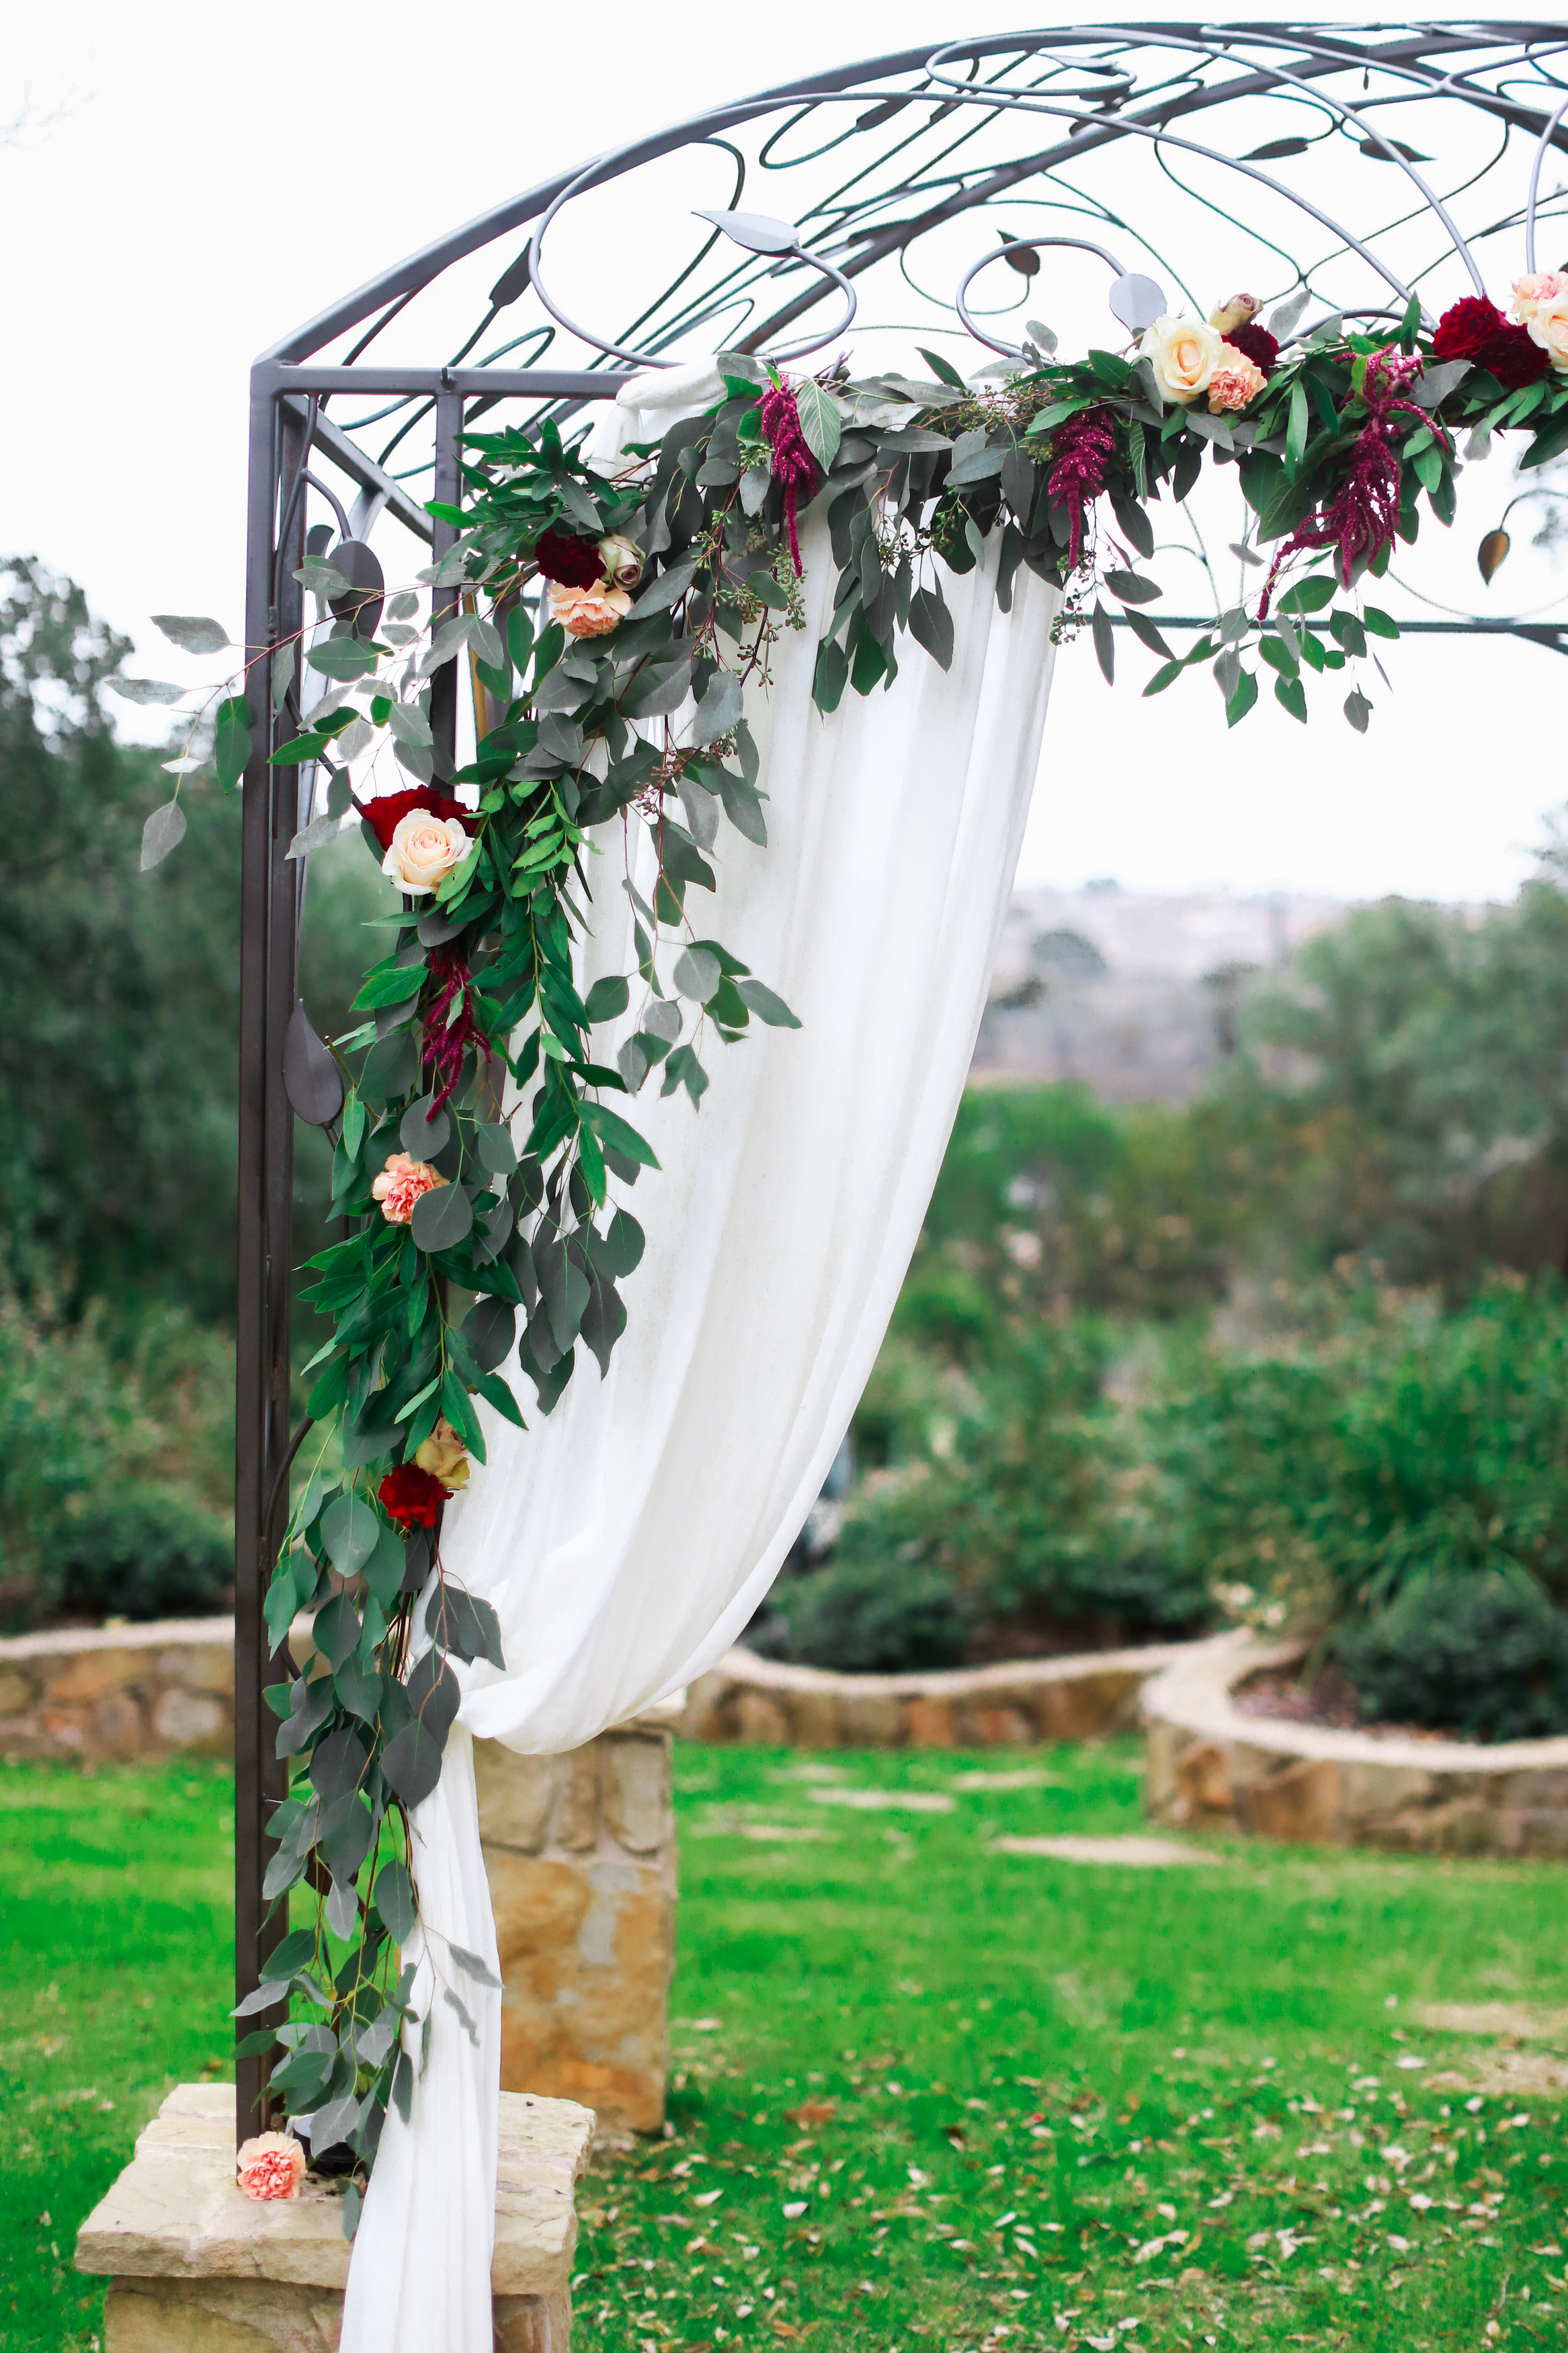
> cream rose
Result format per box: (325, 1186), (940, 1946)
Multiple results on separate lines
(381, 809), (469, 895)
(415, 1417), (469, 1492)
(1209, 292), (1261, 337)
(548, 581), (632, 640)
(1139, 314), (1223, 405)
(597, 533), (644, 590)
(1526, 291), (1568, 372)
(1208, 342), (1268, 413)
(1511, 270), (1568, 325)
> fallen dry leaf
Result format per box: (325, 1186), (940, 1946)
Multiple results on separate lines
(785, 2100), (837, 2127)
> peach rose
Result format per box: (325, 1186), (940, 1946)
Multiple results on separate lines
(381, 809), (469, 896)
(597, 533), (644, 590)
(414, 1417), (469, 1492)
(1511, 270), (1568, 325)
(1208, 342), (1268, 413)
(1209, 292), (1261, 336)
(1139, 314), (1222, 404)
(237, 2132), (306, 2201)
(548, 581), (632, 639)
(372, 1152), (447, 1225)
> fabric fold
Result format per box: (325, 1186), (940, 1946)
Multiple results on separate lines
(341, 362), (1061, 2353)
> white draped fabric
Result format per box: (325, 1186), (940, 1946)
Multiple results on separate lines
(340, 362), (1060, 2353)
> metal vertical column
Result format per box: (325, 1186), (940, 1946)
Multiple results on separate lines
(429, 383), (464, 775)
(233, 385), (308, 2147)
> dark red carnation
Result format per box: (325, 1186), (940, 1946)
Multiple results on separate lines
(1432, 296), (1505, 362)
(1225, 321), (1279, 377)
(362, 789), (470, 851)
(378, 1462), (446, 1530)
(533, 528), (604, 588)
(1477, 322), (1549, 390)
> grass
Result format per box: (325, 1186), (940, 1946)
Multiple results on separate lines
(5, 1743), (1568, 2352)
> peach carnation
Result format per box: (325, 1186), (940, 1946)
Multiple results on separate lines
(1208, 342), (1268, 413)
(381, 809), (469, 897)
(237, 2132), (306, 2201)
(548, 580), (632, 639)
(372, 1152), (447, 1225)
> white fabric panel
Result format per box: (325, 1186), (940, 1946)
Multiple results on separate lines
(340, 361), (1059, 2353)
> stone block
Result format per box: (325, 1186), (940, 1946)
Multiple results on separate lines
(1237, 1758), (1342, 1846)
(162, 1645), (236, 1696)
(1143, 1719), (1180, 1817)
(679, 1670), (737, 1742)
(964, 1704), (1033, 1747)
(1036, 1671), (1136, 1744)
(835, 1690), (905, 1745)
(905, 1696), (956, 1749)
(39, 1702), (90, 1751)
(548, 1747), (600, 1852)
(1515, 1807), (1568, 1858)
(152, 1689), (226, 1753)
(45, 1647), (145, 1704)
(77, 2082), (592, 2351)
(474, 1745), (552, 1855)
(735, 1689), (791, 1745)
(489, 1849), (673, 2135)
(95, 1693), (148, 1759)
(601, 1736), (669, 1856)
(786, 1688), (841, 1749)
(0, 1666), (35, 1715)
(1337, 1761), (1434, 1825)
(1174, 1739), (1232, 1823)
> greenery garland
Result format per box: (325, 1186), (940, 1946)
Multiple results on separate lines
(128, 271), (1568, 2223)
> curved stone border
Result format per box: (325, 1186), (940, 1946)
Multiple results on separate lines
(682, 1640), (1195, 1748)
(1143, 1631), (1568, 1856)
(0, 1618), (234, 1763)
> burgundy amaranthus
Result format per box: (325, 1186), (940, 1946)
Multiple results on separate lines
(1258, 349), (1443, 621)
(1048, 405), (1116, 572)
(421, 951), (491, 1116)
(759, 379), (821, 574)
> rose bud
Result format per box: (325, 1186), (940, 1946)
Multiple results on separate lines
(1209, 293), (1262, 337)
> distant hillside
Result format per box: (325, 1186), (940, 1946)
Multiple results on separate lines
(973, 884), (1349, 1103)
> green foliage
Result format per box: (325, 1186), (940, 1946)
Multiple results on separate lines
(0, 1290), (232, 1631)
(1337, 1570), (1568, 1741)
(752, 1553), (976, 1673)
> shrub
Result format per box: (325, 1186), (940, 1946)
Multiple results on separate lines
(1337, 1571), (1568, 1742)
(751, 1556), (975, 1673)
(57, 1484), (232, 1622)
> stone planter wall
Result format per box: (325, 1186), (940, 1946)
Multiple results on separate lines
(1144, 1632), (1568, 1856)
(683, 1640), (1192, 1747)
(0, 1619), (234, 1763)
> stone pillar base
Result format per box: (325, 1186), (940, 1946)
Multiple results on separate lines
(476, 1698), (679, 2137)
(75, 2081), (594, 2352)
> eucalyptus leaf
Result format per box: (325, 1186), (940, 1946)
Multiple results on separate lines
(109, 677), (184, 707)
(673, 947), (722, 1003)
(411, 1179), (473, 1252)
(321, 1492), (380, 1579)
(153, 613), (233, 655)
(139, 799), (187, 871)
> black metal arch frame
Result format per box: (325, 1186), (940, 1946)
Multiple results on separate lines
(234, 24), (1568, 2139)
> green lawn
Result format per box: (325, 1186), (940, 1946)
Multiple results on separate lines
(5, 1744), (1567, 2352)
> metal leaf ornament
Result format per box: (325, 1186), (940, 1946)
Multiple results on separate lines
(283, 1001), (345, 1127)
(1108, 272), (1167, 335)
(694, 207), (798, 256)
(1477, 528), (1510, 585)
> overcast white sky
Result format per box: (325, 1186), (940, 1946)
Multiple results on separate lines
(5, 3), (1567, 904)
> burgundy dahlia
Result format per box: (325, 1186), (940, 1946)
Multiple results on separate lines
(1432, 296), (1505, 362)
(1225, 321), (1280, 377)
(1477, 323), (1549, 390)
(378, 1463), (446, 1530)
(533, 528), (604, 588)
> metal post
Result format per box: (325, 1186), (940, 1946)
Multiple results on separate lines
(234, 384), (308, 2148)
(429, 383), (463, 775)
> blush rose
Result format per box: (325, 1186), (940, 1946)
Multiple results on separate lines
(237, 2132), (306, 2201)
(381, 809), (469, 895)
(597, 533), (644, 590)
(372, 1153), (446, 1226)
(1139, 314), (1222, 405)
